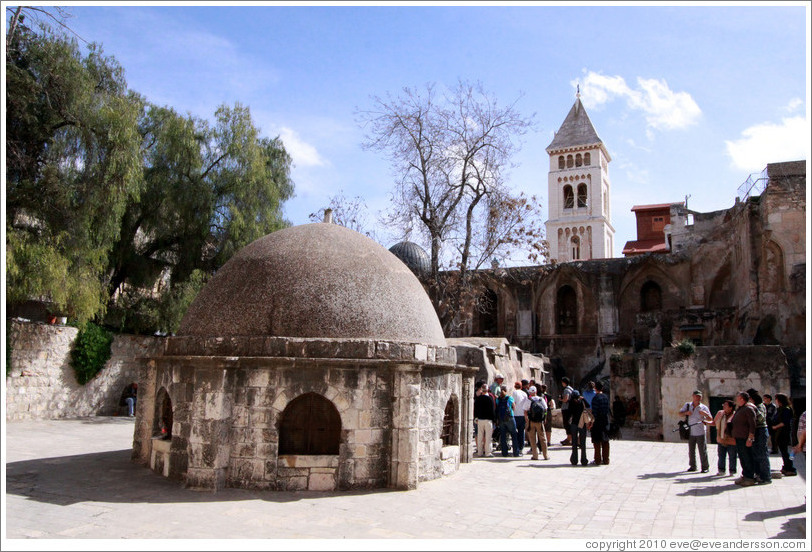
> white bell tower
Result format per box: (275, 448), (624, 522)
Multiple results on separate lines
(545, 88), (614, 262)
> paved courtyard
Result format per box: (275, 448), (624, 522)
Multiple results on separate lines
(3, 417), (808, 545)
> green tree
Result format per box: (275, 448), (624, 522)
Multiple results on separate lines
(106, 102), (294, 334)
(6, 22), (143, 323)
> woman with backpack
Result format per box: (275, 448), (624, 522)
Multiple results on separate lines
(496, 386), (521, 457)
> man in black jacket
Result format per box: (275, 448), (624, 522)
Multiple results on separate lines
(473, 382), (496, 457)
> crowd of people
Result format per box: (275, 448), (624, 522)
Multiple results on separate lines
(473, 374), (619, 466)
(678, 388), (805, 486)
(473, 375), (807, 482)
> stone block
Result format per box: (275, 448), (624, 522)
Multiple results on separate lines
(308, 471), (336, 491)
(414, 344), (428, 361)
(280, 476), (308, 491)
(246, 370), (270, 388)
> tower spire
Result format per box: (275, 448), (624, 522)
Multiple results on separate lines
(576, 84), (580, 99)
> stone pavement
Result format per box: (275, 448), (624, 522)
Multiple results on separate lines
(3, 417), (808, 544)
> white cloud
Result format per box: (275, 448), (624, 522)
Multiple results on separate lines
(725, 116), (810, 172)
(785, 98), (804, 113)
(573, 71), (702, 132)
(278, 127), (327, 168)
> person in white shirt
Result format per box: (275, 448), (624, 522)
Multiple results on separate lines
(511, 381), (529, 455)
(678, 390), (712, 472)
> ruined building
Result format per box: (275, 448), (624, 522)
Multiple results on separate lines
(449, 95), (806, 440)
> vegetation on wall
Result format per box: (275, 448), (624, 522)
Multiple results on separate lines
(70, 323), (114, 384)
(674, 338), (697, 356)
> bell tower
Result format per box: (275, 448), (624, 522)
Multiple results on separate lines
(545, 88), (614, 262)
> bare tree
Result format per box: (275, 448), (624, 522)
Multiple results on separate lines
(6, 6), (87, 50)
(357, 80), (546, 333)
(308, 191), (375, 238)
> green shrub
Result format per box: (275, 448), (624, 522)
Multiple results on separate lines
(675, 338), (696, 356)
(70, 322), (114, 384)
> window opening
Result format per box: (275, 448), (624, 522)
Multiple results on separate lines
(563, 185), (574, 209)
(577, 184), (587, 208)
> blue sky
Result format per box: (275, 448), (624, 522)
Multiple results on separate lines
(10, 2), (810, 259)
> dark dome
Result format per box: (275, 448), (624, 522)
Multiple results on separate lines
(178, 223), (446, 346)
(388, 241), (431, 278)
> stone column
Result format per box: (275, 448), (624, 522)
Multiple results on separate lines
(459, 372), (474, 463)
(389, 365), (421, 490)
(132, 358), (158, 464)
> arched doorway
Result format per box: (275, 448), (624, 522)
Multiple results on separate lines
(279, 393), (341, 455)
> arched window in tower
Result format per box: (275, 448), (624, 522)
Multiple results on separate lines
(558, 156), (565, 169)
(556, 285), (578, 334)
(577, 184), (588, 208)
(566, 155), (574, 168)
(640, 281), (663, 312)
(571, 235), (581, 259)
(575, 153), (582, 167)
(563, 185), (574, 209)
(279, 393), (341, 455)
(584, 152), (591, 166)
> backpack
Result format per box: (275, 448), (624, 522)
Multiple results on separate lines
(496, 397), (513, 422)
(528, 398), (547, 423)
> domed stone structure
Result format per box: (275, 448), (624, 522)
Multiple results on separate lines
(388, 240), (431, 278)
(133, 223), (476, 492)
(180, 224), (443, 345)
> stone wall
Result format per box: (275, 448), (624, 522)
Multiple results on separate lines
(6, 320), (163, 420)
(660, 345), (791, 442)
(418, 369), (462, 482)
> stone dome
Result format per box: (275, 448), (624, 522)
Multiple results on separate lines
(388, 241), (431, 278)
(178, 223), (446, 346)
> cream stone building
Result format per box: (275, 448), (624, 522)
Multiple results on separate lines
(545, 91), (615, 262)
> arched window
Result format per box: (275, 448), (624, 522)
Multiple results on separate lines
(441, 397), (458, 446)
(566, 155), (574, 168)
(577, 184), (588, 208)
(640, 281), (663, 312)
(575, 153), (583, 167)
(477, 288), (498, 336)
(154, 387), (173, 440)
(558, 156), (565, 169)
(584, 152), (591, 165)
(556, 285), (578, 334)
(563, 185), (574, 209)
(279, 393), (341, 455)
(571, 236), (581, 260)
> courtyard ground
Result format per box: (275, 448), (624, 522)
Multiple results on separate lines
(2, 417), (808, 546)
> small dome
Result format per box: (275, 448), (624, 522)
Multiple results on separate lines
(388, 241), (431, 278)
(178, 224), (446, 346)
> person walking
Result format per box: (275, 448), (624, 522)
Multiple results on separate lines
(568, 390), (589, 466)
(512, 381), (529, 455)
(772, 393), (797, 476)
(713, 399), (738, 476)
(540, 384), (555, 448)
(746, 388), (772, 485)
(588, 381), (611, 465)
(473, 382), (496, 457)
(524, 386), (549, 460)
(560, 377), (574, 446)
(678, 390), (712, 473)
(763, 393), (778, 454)
(731, 391), (757, 487)
(496, 386), (520, 457)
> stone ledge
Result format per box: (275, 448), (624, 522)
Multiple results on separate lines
(163, 336), (458, 365)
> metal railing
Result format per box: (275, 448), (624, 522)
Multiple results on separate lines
(737, 166), (769, 201)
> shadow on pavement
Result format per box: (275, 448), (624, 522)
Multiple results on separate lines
(743, 504), (805, 521)
(6, 449), (393, 507)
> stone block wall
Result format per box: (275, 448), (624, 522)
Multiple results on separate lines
(418, 369), (462, 482)
(660, 345), (790, 442)
(6, 320), (163, 420)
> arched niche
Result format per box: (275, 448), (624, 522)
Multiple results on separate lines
(279, 393), (342, 455)
(556, 285), (578, 334)
(441, 395), (459, 446)
(640, 280), (663, 312)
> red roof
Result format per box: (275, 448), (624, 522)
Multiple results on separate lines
(622, 238), (668, 256)
(630, 202), (682, 212)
